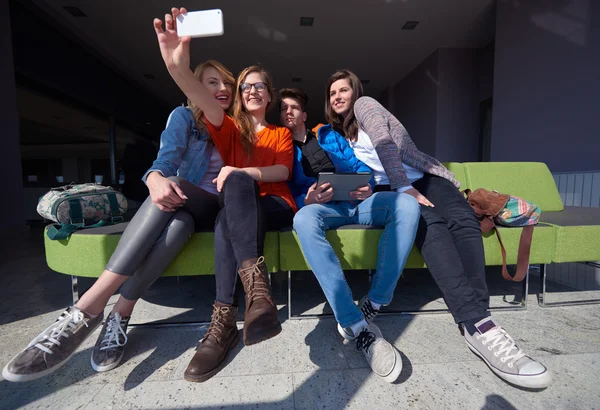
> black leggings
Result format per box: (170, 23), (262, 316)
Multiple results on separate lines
(412, 174), (490, 323)
(214, 171), (294, 305)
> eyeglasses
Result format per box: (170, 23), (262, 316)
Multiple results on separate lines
(240, 82), (267, 93)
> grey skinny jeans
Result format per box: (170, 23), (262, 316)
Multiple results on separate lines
(106, 176), (220, 300)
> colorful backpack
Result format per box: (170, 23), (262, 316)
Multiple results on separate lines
(463, 188), (541, 282)
(37, 183), (128, 240)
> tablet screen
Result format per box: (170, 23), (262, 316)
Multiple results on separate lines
(316, 173), (372, 201)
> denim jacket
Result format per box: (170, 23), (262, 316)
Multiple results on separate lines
(142, 106), (212, 186)
(289, 124), (375, 209)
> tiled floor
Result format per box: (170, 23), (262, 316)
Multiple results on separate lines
(1, 226), (599, 409)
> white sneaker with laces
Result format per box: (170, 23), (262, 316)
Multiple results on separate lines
(91, 312), (130, 372)
(355, 322), (402, 383)
(2, 307), (102, 382)
(462, 317), (552, 389)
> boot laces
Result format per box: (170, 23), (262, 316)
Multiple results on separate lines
(203, 305), (235, 345)
(240, 256), (272, 303)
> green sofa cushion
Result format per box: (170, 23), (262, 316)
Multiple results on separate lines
(44, 223), (280, 277)
(278, 226), (425, 271)
(482, 223), (556, 266)
(278, 223), (555, 271)
(464, 162), (564, 212)
(540, 206), (600, 263)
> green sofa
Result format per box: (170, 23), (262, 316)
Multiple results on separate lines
(44, 162), (600, 314)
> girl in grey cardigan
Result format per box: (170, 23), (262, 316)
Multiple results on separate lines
(325, 69), (551, 390)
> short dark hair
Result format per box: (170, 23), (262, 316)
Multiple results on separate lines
(279, 88), (309, 112)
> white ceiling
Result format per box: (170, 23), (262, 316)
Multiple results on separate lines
(31, 0), (495, 124)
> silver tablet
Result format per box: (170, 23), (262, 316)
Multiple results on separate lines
(317, 172), (372, 201)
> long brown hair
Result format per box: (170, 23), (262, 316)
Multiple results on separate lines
(325, 70), (363, 141)
(232, 66), (275, 158)
(187, 60), (235, 135)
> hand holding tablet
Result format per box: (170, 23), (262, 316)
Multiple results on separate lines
(315, 172), (372, 202)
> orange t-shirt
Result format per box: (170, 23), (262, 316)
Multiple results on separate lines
(206, 115), (297, 213)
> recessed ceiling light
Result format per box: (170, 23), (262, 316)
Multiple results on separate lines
(402, 21), (419, 30)
(146, 122), (152, 125)
(292, 77), (302, 83)
(63, 6), (87, 17)
(361, 79), (370, 85)
(300, 17), (314, 27)
(143, 73), (155, 80)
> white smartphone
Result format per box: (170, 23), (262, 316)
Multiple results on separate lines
(176, 9), (224, 38)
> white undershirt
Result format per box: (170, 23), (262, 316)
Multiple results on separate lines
(350, 129), (423, 192)
(198, 145), (224, 195)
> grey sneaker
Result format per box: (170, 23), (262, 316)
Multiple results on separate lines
(2, 307), (103, 382)
(338, 296), (380, 341)
(356, 323), (402, 383)
(91, 312), (130, 372)
(462, 317), (552, 389)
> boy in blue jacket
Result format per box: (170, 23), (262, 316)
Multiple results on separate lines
(279, 88), (420, 383)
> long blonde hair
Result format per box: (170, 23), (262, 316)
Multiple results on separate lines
(232, 65), (275, 158)
(325, 70), (364, 141)
(187, 60), (235, 135)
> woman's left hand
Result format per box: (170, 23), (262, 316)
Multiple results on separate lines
(349, 184), (373, 201)
(153, 8), (191, 72)
(212, 166), (240, 192)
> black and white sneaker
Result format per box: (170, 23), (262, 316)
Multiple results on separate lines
(338, 296), (380, 341)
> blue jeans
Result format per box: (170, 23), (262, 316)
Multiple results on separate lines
(293, 192), (420, 328)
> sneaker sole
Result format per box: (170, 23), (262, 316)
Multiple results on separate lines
(377, 345), (403, 383)
(464, 339), (553, 389)
(184, 330), (240, 383)
(90, 349), (126, 373)
(337, 323), (357, 341)
(2, 317), (103, 383)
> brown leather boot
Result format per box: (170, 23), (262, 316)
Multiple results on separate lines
(238, 256), (282, 345)
(184, 302), (239, 382)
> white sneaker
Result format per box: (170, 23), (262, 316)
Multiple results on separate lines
(356, 323), (402, 383)
(337, 296), (380, 341)
(462, 317), (552, 389)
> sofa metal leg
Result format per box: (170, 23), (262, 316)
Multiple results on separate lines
(538, 263), (547, 307)
(71, 275), (79, 305)
(288, 270), (293, 320)
(523, 265), (529, 308)
(538, 262), (600, 307)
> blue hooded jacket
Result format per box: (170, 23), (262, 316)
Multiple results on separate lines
(289, 124), (375, 209)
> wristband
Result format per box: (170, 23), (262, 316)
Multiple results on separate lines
(257, 168), (263, 181)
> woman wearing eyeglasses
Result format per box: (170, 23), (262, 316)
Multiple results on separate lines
(154, 8), (296, 382)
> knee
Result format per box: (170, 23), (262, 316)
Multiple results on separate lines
(224, 171), (254, 189)
(395, 193), (420, 220)
(448, 204), (480, 231)
(293, 207), (322, 234)
(166, 209), (195, 237)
